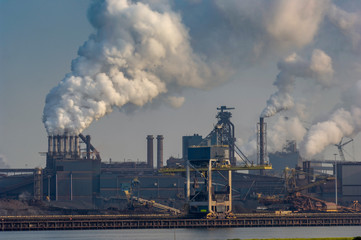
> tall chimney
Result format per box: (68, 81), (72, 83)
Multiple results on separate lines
(48, 136), (53, 155)
(69, 136), (73, 155)
(53, 136), (58, 153)
(86, 135), (91, 159)
(57, 135), (62, 154)
(259, 117), (267, 175)
(74, 136), (79, 157)
(147, 135), (154, 169)
(156, 135), (164, 169)
(63, 134), (68, 154)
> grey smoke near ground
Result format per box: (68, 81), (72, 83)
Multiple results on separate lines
(0, 155), (10, 168)
(42, 0), (359, 137)
(300, 80), (361, 158)
(261, 49), (334, 118)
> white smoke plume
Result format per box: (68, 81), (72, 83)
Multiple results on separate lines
(326, 3), (361, 51)
(268, 116), (307, 152)
(300, 80), (361, 158)
(239, 116), (307, 159)
(43, 0), (211, 135)
(42, 0), (356, 135)
(265, 0), (327, 49)
(166, 96), (185, 109)
(261, 49), (334, 118)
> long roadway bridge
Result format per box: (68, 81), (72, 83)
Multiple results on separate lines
(2, 213), (361, 231)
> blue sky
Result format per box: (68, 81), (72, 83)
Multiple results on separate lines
(1, 0), (361, 168)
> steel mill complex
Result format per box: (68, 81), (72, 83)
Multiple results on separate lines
(1, 106), (361, 219)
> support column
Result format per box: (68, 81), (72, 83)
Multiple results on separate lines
(208, 159), (213, 213)
(228, 169), (232, 212)
(70, 172), (73, 201)
(186, 160), (190, 201)
(55, 174), (58, 201)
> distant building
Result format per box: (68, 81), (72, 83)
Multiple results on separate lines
(182, 134), (203, 160)
(166, 156), (184, 168)
(268, 141), (302, 177)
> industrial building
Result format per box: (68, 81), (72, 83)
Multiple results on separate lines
(0, 106), (361, 215)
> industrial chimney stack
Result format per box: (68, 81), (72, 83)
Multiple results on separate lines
(47, 134), (80, 157)
(147, 135), (154, 169)
(156, 135), (164, 169)
(258, 117), (267, 175)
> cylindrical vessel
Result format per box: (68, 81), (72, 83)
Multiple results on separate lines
(69, 136), (73, 155)
(57, 135), (62, 153)
(63, 135), (68, 154)
(156, 135), (164, 169)
(147, 135), (154, 169)
(86, 135), (91, 159)
(74, 136), (79, 157)
(48, 136), (53, 155)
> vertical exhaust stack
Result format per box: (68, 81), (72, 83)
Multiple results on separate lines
(157, 135), (164, 169)
(86, 135), (91, 159)
(258, 117), (267, 175)
(69, 136), (73, 156)
(59, 135), (64, 154)
(147, 135), (154, 169)
(63, 134), (68, 155)
(53, 135), (58, 153)
(48, 136), (53, 155)
(74, 136), (79, 157)
(57, 135), (62, 154)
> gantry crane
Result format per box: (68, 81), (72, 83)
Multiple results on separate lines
(159, 106), (271, 218)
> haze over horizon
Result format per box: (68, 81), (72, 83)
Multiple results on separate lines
(1, 0), (361, 168)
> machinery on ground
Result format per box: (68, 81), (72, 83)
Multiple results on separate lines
(259, 167), (361, 213)
(123, 178), (181, 215)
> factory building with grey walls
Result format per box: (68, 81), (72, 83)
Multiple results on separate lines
(2, 107), (361, 212)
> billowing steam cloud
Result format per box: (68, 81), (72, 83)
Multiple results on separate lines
(265, 0), (327, 49)
(43, 0), (357, 136)
(261, 49), (334, 118)
(43, 0), (213, 135)
(300, 80), (361, 158)
(239, 116), (307, 160)
(326, 4), (361, 51)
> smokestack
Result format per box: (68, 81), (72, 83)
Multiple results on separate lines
(48, 136), (53, 155)
(53, 136), (58, 153)
(259, 117), (267, 175)
(86, 135), (91, 159)
(74, 136), (79, 157)
(63, 134), (68, 154)
(57, 135), (62, 154)
(69, 136), (73, 155)
(147, 135), (154, 169)
(156, 135), (164, 169)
